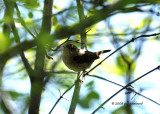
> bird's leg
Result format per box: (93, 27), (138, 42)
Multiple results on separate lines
(78, 70), (86, 82)
(78, 71), (83, 82)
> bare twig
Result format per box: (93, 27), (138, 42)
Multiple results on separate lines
(84, 33), (160, 76)
(49, 84), (75, 114)
(44, 70), (76, 75)
(52, 7), (76, 16)
(87, 74), (160, 106)
(52, 37), (71, 51)
(51, 36), (80, 52)
(92, 65), (160, 113)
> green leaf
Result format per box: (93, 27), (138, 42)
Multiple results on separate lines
(78, 81), (99, 108)
(11, 0), (39, 8)
(116, 55), (127, 76)
(54, 5), (63, 11)
(53, 16), (58, 26)
(8, 91), (25, 100)
(28, 12), (33, 18)
(87, 91), (99, 99)
(112, 106), (133, 114)
(79, 91), (99, 108)
(0, 32), (10, 53)
(23, 0), (40, 9)
(86, 80), (94, 87)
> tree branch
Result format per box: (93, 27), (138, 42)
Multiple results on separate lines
(49, 84), (75, 114)
(84, 32), (160, 76)
(5, 1), (34, 77)
(87, 74), (160, 106)
(0, 0), (152, 65)
(53, 0), (144, 39)
(0, 40), (35, 62)
(68, 74), (81, 114)
(68, 1), (86, 113)
(76, 0), (87, 49)
(15, 4), (36, 39)
(92, 65), (160, 113)
(28, 0), (53, 113)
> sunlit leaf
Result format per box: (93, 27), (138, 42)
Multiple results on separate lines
(54, 5), (63, 11)
(137, 16), (152, 30)
(112, 106), (133, 114)
(0, 32), (10, 52)
(12, 0), (39, 8)
(24, 18), (35, 27)
(100, 61), (123, 76)
(53, 16), (58, 27)
(87, 25), (98, 38)
(116, 55), (128, 76)
(23, 0), (40, 9)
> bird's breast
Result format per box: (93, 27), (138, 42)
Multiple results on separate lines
(62, 53), (93, 72)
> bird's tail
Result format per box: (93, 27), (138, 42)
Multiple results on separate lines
(96, 50), (111, 56)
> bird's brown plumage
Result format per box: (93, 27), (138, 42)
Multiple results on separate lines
(62, 44), (111, 72)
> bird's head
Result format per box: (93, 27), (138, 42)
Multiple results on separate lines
(63, 44), (78, 54)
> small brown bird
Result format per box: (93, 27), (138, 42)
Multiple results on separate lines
(62, 44), (111, 72)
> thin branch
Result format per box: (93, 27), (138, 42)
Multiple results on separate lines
(51, 37), (71, 51)
(49, 84), (75, 114)
(54, 0), (147, 39)
(15, 4), (36, 39)
(84, 32), (160, 76)
(107, 19), (136, 107)
(52, 7), (76, 16)
(44, 70), (76, 75)
(51, 39), (80, 52)
(76, 0), (87, 49)
(68, 0), (86, 113)
(0, 1), (13, 113)
(1, 32), (158, 75)
(87, 74), (127, 87)
(9, 4), (34, 76)
(87, 74), (160, 106)
(0, 40), (35, 62)
(0, 0), (152, 62)
(92, 65), (160, 113)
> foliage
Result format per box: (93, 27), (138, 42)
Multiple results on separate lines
(0, 0), (160, 114)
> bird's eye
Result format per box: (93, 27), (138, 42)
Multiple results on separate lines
(67, 44), (76, 51)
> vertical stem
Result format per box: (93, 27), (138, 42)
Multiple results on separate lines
(68, 73), (81, 114)
(125, 63), (132, 113)
(76, 0), (87, 49)
(29, 0), (53, 114)
(68, 1), (86, 113)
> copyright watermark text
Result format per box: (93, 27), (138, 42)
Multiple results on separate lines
(112, 101), (143, 105)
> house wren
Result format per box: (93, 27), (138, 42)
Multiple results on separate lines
(62, 44), (111, 72)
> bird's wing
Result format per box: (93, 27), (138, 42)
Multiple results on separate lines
(73, 51), (99, 63)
